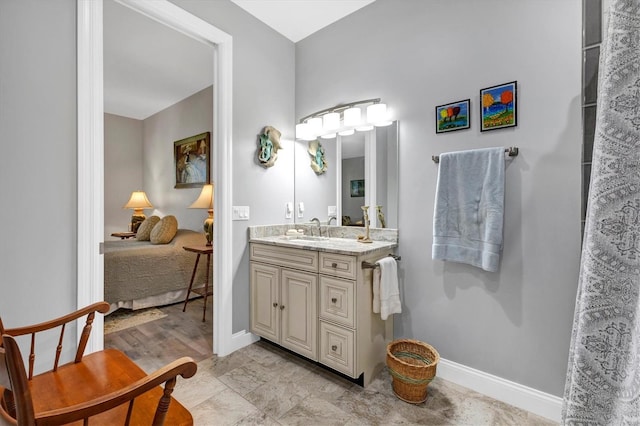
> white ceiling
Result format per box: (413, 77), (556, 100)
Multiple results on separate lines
(230, 0), (376, 43)
(104, 0), (374, 120)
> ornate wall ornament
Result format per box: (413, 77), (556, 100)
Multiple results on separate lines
(257, 126), (282, 168)
(307, 140), (328, 174)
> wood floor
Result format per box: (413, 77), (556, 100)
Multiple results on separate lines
(104, 298), (213, 373)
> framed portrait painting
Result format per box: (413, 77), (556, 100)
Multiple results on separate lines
(350, 179), (365, 197)
(435, 99), (470, 134)
(174, 132), (210, 188)
(480, 81), (517, 131)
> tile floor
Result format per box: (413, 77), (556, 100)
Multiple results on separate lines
(101, 301), (557, 425)
(168, 339), (557, 425)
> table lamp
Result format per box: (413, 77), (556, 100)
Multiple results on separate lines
(123, 191), (153, 233)
(189, 184), (214, 246)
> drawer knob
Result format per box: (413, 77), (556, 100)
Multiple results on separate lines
(331, 262), (338, 268)
(331, 345), (338, 351)
(331, 297), (337, 303)
(280, 305), (285, 310)
(272, 302), (278, 308)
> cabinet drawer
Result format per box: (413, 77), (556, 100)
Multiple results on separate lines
(250, 243), (318, 273)
(319, 276), (355, 328)
(319, 321), (355, 377)
(319, 252), (356, 280)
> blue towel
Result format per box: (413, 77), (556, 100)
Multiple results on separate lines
(432, 147), (505, 272)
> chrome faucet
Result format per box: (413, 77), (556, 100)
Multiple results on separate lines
(328, 215), (337, 226)
(310, 217), (321, 236)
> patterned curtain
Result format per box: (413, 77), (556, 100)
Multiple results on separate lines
(563, 1), (640, 424)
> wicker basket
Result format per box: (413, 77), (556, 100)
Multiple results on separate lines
(386, 339), (440, 404)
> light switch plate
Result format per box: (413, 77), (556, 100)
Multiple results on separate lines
(328, 206), (337, 216)
(232, 206), (250, 221)
(297, 202), (305, 218)
(285, 202), (293, 219)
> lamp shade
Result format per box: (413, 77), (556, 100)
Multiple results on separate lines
(307, 117), (323, 137)
(323, 112), (340, 132)
(366, 103), (387, 124)
(295, 123), (313, 141)
(123, 191), (153, 209)
(343, 107), (361, 127)
(189, 184), (214, 209)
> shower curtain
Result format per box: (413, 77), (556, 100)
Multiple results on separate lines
(563, 1), (640, 424)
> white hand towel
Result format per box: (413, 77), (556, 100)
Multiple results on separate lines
(376, 257), (401, 320)
(373, 268), (381, 314)
(432, 147), (505, 272)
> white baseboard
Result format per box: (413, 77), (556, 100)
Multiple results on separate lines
(437, 358), (562, 423)
(227, 330), (259, 354)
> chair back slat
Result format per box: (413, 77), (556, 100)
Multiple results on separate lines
(75, 312), (96, 363)
(28, 334), (35, 380)
(54, 323), (66, 372)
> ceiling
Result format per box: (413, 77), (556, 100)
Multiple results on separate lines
(104, 0), (375, 120)
(230, 0), (375, 43)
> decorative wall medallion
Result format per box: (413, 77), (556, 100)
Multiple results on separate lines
(257, 126), (282, 168)
(308, 140), (327, 174)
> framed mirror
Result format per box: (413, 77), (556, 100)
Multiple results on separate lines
(294, 121), (398, 229)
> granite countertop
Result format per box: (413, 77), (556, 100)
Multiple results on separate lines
(249, 235), (397, 256)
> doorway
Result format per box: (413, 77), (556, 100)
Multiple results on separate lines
(77, 0), (235, 356)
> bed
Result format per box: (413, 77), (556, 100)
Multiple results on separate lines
(104, 229), (209, 313)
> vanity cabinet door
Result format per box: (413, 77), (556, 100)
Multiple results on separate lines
(319, 275), (355, 328)
(250, 262), (280, 342)
(319, 320), (355, 376)
(280, 268), (318, 360)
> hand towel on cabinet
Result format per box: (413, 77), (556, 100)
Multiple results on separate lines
(372, 257), (401, 320)
(432, 147), (505, 272)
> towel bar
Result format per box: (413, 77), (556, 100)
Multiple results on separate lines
(431, 147), (519, 164)
(362, 254), (401, 269)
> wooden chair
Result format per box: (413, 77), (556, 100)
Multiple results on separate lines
(0, 302), (197, 425)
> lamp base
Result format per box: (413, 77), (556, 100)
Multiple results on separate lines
(204, 212), (213, 246)
(131, 212), (146, 233)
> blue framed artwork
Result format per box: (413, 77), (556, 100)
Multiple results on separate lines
(435, 99), (470, 134)
(480, 81), (517, 131)
(350, 179), (364, 197)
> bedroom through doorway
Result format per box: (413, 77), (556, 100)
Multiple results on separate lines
(101, 0), (215, 359)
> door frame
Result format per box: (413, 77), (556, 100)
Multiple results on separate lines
(77, 0), (236, 355)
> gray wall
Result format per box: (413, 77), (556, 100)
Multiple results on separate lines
(104, 113), (143, 238)
(0, 0), (78, 368)
(296, 0), (582, 396)
(168, 0), (296, 333)
(142, 85), (213, 233)
(105, 87), (213, 239)
(0, 0), (295, 356)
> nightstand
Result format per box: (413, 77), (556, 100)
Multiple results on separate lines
(111, 232), (136, 239)
(182, 245), (213, 322)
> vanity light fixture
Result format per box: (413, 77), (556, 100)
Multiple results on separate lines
(295, 98), (391, 140)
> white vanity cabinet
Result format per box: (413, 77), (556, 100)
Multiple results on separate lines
(250, 241), (395, 386)
(250, 244), (318, 360)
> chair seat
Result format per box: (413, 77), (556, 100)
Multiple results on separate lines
(26, 349), (192, 425)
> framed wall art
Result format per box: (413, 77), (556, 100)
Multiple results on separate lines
(174, 131), (210, 188)
(435, 99), (470, 133)
(480, 81), (517, 131)
(350, 179), (365, 197)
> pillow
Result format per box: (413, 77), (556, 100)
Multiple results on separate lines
(150, 215), (178, 244)
(135, 215), (160, 241)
